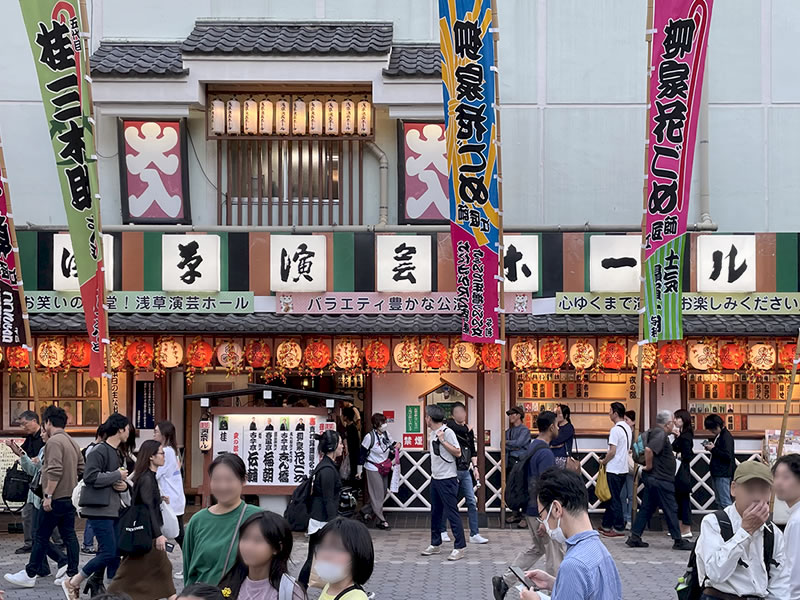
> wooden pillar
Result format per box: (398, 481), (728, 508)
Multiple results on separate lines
(476, 371), (487, 516)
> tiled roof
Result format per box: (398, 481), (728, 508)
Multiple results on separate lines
(29, 313), (800, 337)
(181, 20), (393, 55)
(90, 42), (187, 77)
(383, 44), (441, 78)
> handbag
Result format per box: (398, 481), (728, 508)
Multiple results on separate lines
(372, 458), (392, 477)
(2, 461), (32, 505)
(565, 437), (581, 473)
(160, 501), (180, 539)
(595, 465), (612, 503)
(117, 503), (154, 556)
(339, 456), (351, 481)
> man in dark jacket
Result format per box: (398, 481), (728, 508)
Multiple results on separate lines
(704, 414), (736, 508)
(16, 411), (45, 554)
(505, 406), (531, 523)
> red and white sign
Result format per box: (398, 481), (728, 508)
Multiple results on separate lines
(277, 292), (531, 315)
(402, 433), (425, 450)
(400, 122), (448, 223)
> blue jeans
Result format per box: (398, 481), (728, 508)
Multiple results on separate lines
(430, 478), (466, 549)
(440, 469), (479, 537)
(26, 498), (79, 578)
(81, 518), (120, 579)
(713, 477), (732, 508)
(83, 520), (95, 547)
(26, 507), (67, 577)
(631, 474), (681, 541)
(601, 472), (627, 532)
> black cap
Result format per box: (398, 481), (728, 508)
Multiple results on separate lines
(506, 406), (524, 417)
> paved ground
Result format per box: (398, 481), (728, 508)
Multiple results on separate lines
(0, 524), (687, 600)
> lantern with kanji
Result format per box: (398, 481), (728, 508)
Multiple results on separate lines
(719, 342), (746, 371)
(127, 340), (154, 370)
(393, 339), (419, 371)
(569, 339), (595, 371)
(452, 342), (477, 370)
(108, 340), (127, 371)
(688, 342), (717, 371)
(629, 343), (657, 370)
(334, 340), (361, 371)
(276, 341), (303, 370)
(481, 344), (502, 371)
(364, 340), (390, 372)
(7, 346), (29, 370)
(156, 338), (183, 369)
(511, 341), (537, 370)
(65, 340), (91, 369)
(422, 341), (448, 370)
(540, 338), (566, 370)
(749, 343), (776, 370)
(305, 341), (331, 371)
(659, 342), (686, 370)
(598, 339), (626, 370)
(779, 343), (798, 371)
(38, 340), (65, 370)
(217, 341), (244, 375)
(245, 340), (272, 369)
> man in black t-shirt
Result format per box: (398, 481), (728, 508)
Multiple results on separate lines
(16, 411), (44, 554)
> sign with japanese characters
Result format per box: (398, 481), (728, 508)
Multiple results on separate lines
(53, 234), (114, 292)
(198, 420), (212, 451)
(21, 0), (108, 376)
(696, 235), (756, 293)
(270, 235), (327, 292)
(439, 0), (500, 344)
(162, 234), (220, 292)
(0, 174), (26, 345)
(405, 405), (421, 433)
(504, 235), (539, 293)
(26, 291), (254, 314)
(402, 433), (424, 450)
(399, 122), (449, 224)
(119, 119), (191, 224)
(643, 0), (713, 341)
(277, 292), (532, 315)
(376, 235), (432, 292)
(589, 235), (641, 293)
(556, 292), (800, 315)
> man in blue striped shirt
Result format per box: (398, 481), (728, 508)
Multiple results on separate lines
(520, 468), (623, 600)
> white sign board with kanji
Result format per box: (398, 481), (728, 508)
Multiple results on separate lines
(697, 235), (756, 293)
(270, 235), (327, 292)
(376, 235), (432, 292)
(53, 234), (114, 292)
(162, 234), (220, 292)
(503, 235), (540, 292)
(589, 235), (641, 293)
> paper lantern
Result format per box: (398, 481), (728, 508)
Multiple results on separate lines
(156, 339), (184, 369)
(292, 98), (306, 135)
(187, 340), (214, 368)
(276, 341), (302, 370)
(599, 340), (626, 370)
(7, 346), (29, 369)
(305, 341), (331, 370)
(341, 99), (355, 134)
(364, 340), (390, 370)
(779, 343), (798, 371)
(309, 99), (323, 135)
(275, 98), (290, 135)
(719, 342), (746, 370)
(106, 340), (126, 371)
(258, 99), (273, 135)
(38, 340), (65, 369)
(210, 99), (225, 135)
(243, 98), (258, 135)
(216, 342), (243, 369)
(357, 97), (372, 136)
(226, 98), (241, 135)
(245, 340), (272, 368)
(127, 340), (154, 369)
(422, 341), (448, 370)
(659, 342), (686, 370)
(511, 341), (537, 370)
(481, 344), (502, 371)
(569, 339), (595, 370)
(393, 340), (419, 371)
(749, 343), (776, 370)
(452, 342), (477, 369)
(540, 338), (566, 369)
(334, 341), (361, 370)
(325, 98), (339, 135)
(66, 340), (91, 368)
(688, 342), (716, 371)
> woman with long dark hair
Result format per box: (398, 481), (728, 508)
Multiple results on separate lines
(107, 440), (176, 600)
(154, 421), (186, 549)
(358, 413), (396, 530)
(218, 511), (305, 600)
(550, 404), (575, 463)
(672, 409), (695, 538)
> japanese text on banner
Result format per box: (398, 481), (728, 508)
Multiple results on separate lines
(0, 177), (26, 345)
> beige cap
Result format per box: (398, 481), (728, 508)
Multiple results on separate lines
(733, 461), (773, 485)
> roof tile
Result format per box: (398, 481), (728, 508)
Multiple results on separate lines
(90, 42), (187, 77)
(383, 44), (441, 78)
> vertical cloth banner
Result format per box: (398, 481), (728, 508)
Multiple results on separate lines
(20, 0), (107, 375)
(439, 0), (500, 343)
(0, 175), (26, 344)
(643, 0), (713, 341)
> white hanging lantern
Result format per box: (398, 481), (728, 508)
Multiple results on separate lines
(259, 99), (274, 135)
(292, 98), (307, 135)
(210, 99), (225, 135)
(226, 98), (241, 135)
(243, 98), (258, 135)
(341, 98), (355, 135)
(325, 98), (339, 135)
(357, 97), (372, 136)
(275, 98), (290, 135)
(309, 98), (323, 135)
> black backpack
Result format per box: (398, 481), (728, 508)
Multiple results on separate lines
(504, 444), (547, 512)
(284, 462), (335, 532)
(2, 461), (32, 508)
(453, 428), (473, 472)
(676, 510), (777, 600)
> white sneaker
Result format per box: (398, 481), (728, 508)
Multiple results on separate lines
(470, 534), (489, 544)
(54, 575), (67, 586)
(447, 548), (465, 561)
(174, 571), (183, 579)
(4, 569), (37, 588)
(421, 545), (441, 556)
(56, 564), (68, 580)
(441, 532), (451, 542)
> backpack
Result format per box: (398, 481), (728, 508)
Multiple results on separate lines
(452, 426), (473, 472)
(676, 510), (777, 600)
(2, 461), (32, 507)
(284, 462), (335, 532)
(504, 444), (548, 512)
(631, 429), (647, 466)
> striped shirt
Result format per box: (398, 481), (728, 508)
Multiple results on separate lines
(551, 530), (623, 600)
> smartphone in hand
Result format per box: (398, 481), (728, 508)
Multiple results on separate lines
(165, 542), (175, 553)
(510, 566), (538, 591)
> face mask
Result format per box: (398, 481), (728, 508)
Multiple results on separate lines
(313, 560), (349, 584)
(543, 503), (567, 544)
(380, 424), (388, 432)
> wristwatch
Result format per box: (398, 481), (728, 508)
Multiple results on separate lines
(44, 493), (52, 500)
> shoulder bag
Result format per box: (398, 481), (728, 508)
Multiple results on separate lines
(218, 502), (248, 584)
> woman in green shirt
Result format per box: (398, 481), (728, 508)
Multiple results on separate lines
(183, 453), (262, 586)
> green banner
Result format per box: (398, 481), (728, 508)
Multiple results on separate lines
(556, 291), (800, 315)
(405, 405), (421, 433)
(26, 292), (255, 314)
(644, 237), (685, 340)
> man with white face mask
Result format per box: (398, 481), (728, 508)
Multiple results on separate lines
(520, 468), (622, 600)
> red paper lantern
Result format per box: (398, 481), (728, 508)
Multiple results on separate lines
(127, 341), (154, 369)
(481, 344), (502, 371)
(305, 341), (331, 370)
(245, 340), (271, 368)
(7, 346), (29, 369)
(66, 340), (92, 368)
(364, 340), (390, 370)
(600, 341), (626, 370)
(540, 338), (566, 369)
(719, 342), (746, 370)
(659, 342), (686, 370)
(779, 343), (797, 371)
(187, 340), (214, 368)
(422, 341), (448, 370)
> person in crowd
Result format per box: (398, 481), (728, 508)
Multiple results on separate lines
(64, 413), (131, 597)
(81, 425), (108, 555)
(550, 404), (575, 467)
(341, 407), (361, 487)
(183, 453), (262, 586)
(519, 468), (623, 600)
(4, 428), (68, 585)
(178, 584), (224, 600)
(421, 404), (466, 561)
(154, 421), (186, 548)
(505, 406), (531, 523)
(704, 414), (736, 509)
(626, 410), (693, 551)
(493, 411), (565, 600)
(672, 409), (695, 538)
(620, 410), (636, 530)
(218, 511), (305, 600)
(118, 423), (138, 473)
(358, 413), (397, 530)
(299, 430), (343, 588)
(14, 411), (45, 555)
(439, 402), (488, 544)
(773, 453), (800, 598)
(5, 407), (83, 589)
(106, 440), (176, 600)
(315, 518), (373, 600)
(598, 402), (630, 537)
(342, 399), (362, 430)
(696, 461), (790, 599)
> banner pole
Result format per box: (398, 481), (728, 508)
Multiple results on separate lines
(0, 133), (40, 406)
(777, 331), (800, 460)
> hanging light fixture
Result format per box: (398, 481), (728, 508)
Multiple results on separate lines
(341, 98), (355, 135)
(243, 98), (258, 135)
(309, 98), (323, 135)
(210, 98), (225, 135)
(226, 97), (241, 135)
(325, 97), (339, 135)
(259, 98), (274, 135)
(292, 97), (307, 135)
(275, 97), (290, 135)
(357, 96), (372, 136)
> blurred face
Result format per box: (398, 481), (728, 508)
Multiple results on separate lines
(151, 445), (165, 468)
(674, 416), (684, 431)
(661, 419), (674, 433)
(20, 418), (39, 435)
(154, 426), (164, 444)
(608, 408), (616, 423)
(334, 438), (344, 459)
(314, 532), (352, 583)
(118, 424), (131, 443)
(41, 429), (49, 442)
(210, 463), (244, 505)
(556, 407), (564, 424)
(452, 405), (467, 424)
(774, 463), (800, 505)
(732, 479), (772, 511)
(508, 413), (521, 426)
(238, 521), (276, 568)
(624, 415), (634, 427)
